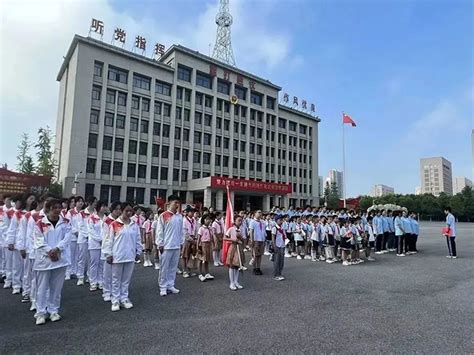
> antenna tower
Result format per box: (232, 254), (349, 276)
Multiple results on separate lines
(212, 0), (236, 66)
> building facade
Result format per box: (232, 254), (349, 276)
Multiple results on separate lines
(420, 157), (453, 196)
(371, 184), (394, 197)
(55, 35), (320, 210)
(325, 169), (343, 198)
(453, 176), (472, 194)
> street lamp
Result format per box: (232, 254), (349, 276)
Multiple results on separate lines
(72, 171), (83, 196)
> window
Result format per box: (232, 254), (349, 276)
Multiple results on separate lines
(90, 110), (99, 124)
(234, 122), (239, 134)
(101, 160), (111, 175)
(118, 92), (127, 106)
(251, 91), (263, 105)
(183, 129), (190, 141)
(215, 136), (221, 147)
(182, 149), (189, 161)
(184, 109), (190, 121)
(94, 62), (103, 77)
(177, 65), (191, 82)
(155, 80), (171, 96)
(116, 115), (125, 129)
(174, 147), (180, 160)
(127, 163), (136, 178)
(175, 107), (182, 120)
(173, 169), (180, 181)
(233, 139), (238, 151)
(223, 156), (229, 167)
(128, 140), (137, 154)
(195, 112), (202, 124)
(204, 114), (212, 126)
(130, 118), (139, 132)
(153, 122), (160, 136)
(194, 131), (202, 144)
(162, 124), (170, 138)
(135, 188), (145, 204)
(152, 144), (159, 157)
(196, 72), (212, 89)
(215, 155), (221, 166)
(217, 79), (230, 94)
(140, 120), (149, 134)
(193, 151), (201, 163)
(250, 160), (255, 171)
(203, 152), (211, 165)
(142, 98), (150, 112)
(138, 165), (146, 178)
(163, 104), (171, 117)
(235, 85), (246, 100)
(241, 106), (247, 118)
(223, 137), (229, 149)
(139, 142), (148, 155)
(204, 133), (211, 145)
(175, 127), (181, 140)
(299, 125), (307, 134)
(257, 128), (263, 138)
(103, 136), (113, 150)
(241, 123), (246, 134)
(86, 158), (96, 174)
(184, 89), (191, 102)
(196, 93), (203, 105)
(154, 101), (162, 115)
(161, 146), (169, 159)
(105, 112), (114, 127)
(108, 66), (128, 84)
(240, 159), (245, 169)
(224, 120), (230, 131)
(92, 86), (101, 100)
(250, 143), (255, 154)
(266, 96), (275, 109)
(289, 121), (297, 131)
(257, 144), (262, 155)
(160, 168), (168, 181)
(216, 117), (222, 129)
(114, 138), (124, 152)
(151, 166), (159, 179)
(181, 170), (188, 182)
(240, 141), (246, 152)
(88, 133), (98, 148)
(126, 187), (134, 201)
(133, 74), (151, 90)
(85, 184), (95, 199)
(192, 171), (201, 179)
(250, 126), (255, 137)
(132, 96), (140, 109)
(233, 158), (238, 169)
(224, 101), (230, 113)
(205, 96), (212, 108)
(113, 162), (122, 176)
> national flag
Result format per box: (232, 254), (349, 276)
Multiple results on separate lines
(343, 113), (357, 127)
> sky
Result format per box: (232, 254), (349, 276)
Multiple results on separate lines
(1, 0), (473, 197)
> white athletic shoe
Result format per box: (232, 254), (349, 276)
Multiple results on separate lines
(319, 256), (326, 261)
(264, 251), (271, 256)
(199, 274), (206, 282)
(154, 263), (160, 270)
(304, 255), (312, 260)
(89, 284), (97, 292)
(3, 281), (11, 289)
(12, 288), (21, 295)
(103, 295), (111, 302)
(176, 269), (183, 275)
(452, 256), (457, 259)
(98, 284), (103, 290)
(121, 300), (133, 309)
(111, 303), (120, 312)
(204, 273), (215, 280)
(50, 313), (62, 322)
(65, 274), (71, 280)
(375, 251), (383, 255)
(249, 258), (254, 266)
(235, 283), (244, 289)
(397, 253), (406, 257)
(76, 278), (84, 286)
(367, 257), (375, 261)
(229, 284), (237, 291)
(160, 289), (167, 297)
(183, 271), (190, 278)
(36, 315), (46, 325)
(167, 287), (180, 294)
(284, 254), (292, 258)
(213, 262), (220, 267)
(342, 261), (350, 266)
(446, 255), (452, 258)
(135, 259), (141, 264)
(326, 259), (335, 264)
(30, 302), (36, 312)
(297, 255), (303, 260)
(218, 261), (224, 266)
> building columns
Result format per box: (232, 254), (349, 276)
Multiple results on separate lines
(263, 194), (271, 212)
(282, 195), (290, 209)
(186, 191), (193, 204)
(216, 189), (224, 211)
(203, 187), (212, 208)
(272, 195), (280, 207)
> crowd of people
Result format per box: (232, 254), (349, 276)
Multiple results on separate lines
(0, 192), (458, 326)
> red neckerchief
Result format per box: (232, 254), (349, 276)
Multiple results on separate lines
(276, 225), (286, 241)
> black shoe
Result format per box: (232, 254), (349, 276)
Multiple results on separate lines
(253, 269), (258, 275)
(70, 274), (77, 280)
(256, 268), (263, 275)
(0, 275), (5, 284)
(21, 294), (30, 303)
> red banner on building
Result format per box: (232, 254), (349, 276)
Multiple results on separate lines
(0, 168), (50, 195)
(210, 176), (292, 195)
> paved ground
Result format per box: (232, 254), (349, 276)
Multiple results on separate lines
(0, 222), (473, 354)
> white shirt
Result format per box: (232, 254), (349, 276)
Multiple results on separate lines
(155, 210), (185, 250)
(249, 219), (266, 242)
(104, 217), (142, 263)
(88, 213), (104, 250)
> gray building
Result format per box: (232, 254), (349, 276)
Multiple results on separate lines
(55, 35), (320, 210)
(371, 184), (394, 197)
(453, 176), (472, 194)
(420, 157), (453, 196)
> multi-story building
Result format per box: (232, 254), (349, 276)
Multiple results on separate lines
(325, 169), (343, 198)
(420, 157), (453, 196)
(55, 35), (320, 210)
(453, 176), (472, 194)
(371, 184), (394, 197)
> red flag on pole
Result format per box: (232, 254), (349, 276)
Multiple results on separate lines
(343, 113), (357, 127)
(222, 185), (234, 264)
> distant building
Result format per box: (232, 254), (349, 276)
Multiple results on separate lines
(415, 186), (422, 195)
(453, 176), (472, 194)
(371, 184), (394, 197)
(420, 157), (453, 196)
(318, 176), (324, 197)
(326, 169), (343, 198)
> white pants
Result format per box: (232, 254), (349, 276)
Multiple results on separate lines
(88, 249), (103, 285)
(3, 247), (13, 282)
(23, 258), (37, 300)
(159, 249), (180, 291)
(67, 240), (78, 276)
(102, 261), (112, 299)
(36, 266), (66, 316)
(76, 242), (89, 279)
(11, 250), (24, 289)
(0, 247), (4, 275)
(111, 262), (134, 304)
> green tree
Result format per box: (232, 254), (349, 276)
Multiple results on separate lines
(35, 126), (57, 180)
(16, 133), (35, 174)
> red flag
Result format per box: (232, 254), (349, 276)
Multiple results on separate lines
(343, 113), (356, 127)
(224, 185), (234, 230)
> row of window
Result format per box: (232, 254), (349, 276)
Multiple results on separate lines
(85, 183), (175, 206)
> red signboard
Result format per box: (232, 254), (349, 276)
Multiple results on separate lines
(0, 168), (50, 195)
(210, 176), (292, 195)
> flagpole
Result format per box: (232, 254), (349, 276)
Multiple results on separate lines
(342, 112), (347, 208)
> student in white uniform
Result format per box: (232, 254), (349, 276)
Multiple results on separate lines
(88, 200), (107, 292)
(104, 202), (142, 312)
(76, 196), (96, 285)
(101, 201), (121, 302)
(0, 194), (13, 283)
(33, 198), (71, 325)
(2, 195), (17, 289)
(65, 196), (83, 280)
(156, 195), (184, 297)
